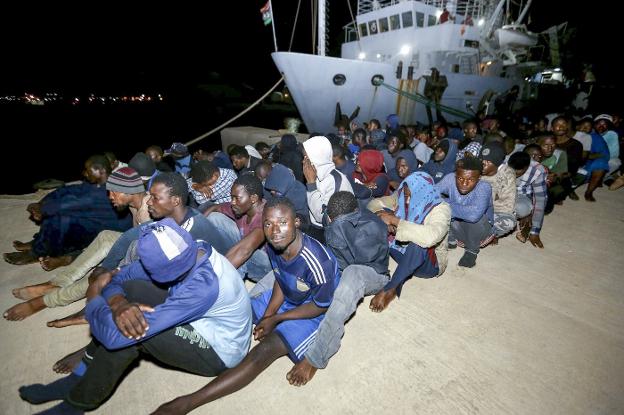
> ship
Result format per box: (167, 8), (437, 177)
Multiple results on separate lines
(271, 0), (560, 133)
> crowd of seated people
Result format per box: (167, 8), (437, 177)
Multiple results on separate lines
(4, 106), (622, 414)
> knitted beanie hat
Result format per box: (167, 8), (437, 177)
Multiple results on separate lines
(106, 167), (145, 194)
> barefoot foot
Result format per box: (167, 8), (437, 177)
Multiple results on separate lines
(4, 251), (39, 265)
(53, 346), (87, 374)
(40, 255), (75, 271)
(47, 308), (87, 328)
(12, 240), (33, 251)
(3, 297), (46, 321)
(286, 358), (318, 386)
(13, 282), (58, 300)
(369, 288), (397, 313)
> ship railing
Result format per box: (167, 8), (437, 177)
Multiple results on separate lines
(357, 0), (491, 26)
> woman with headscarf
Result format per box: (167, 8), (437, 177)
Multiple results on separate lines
(353, 149), (391, 198)
(367, 172), (451, 311)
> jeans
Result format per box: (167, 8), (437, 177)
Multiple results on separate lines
(305, 265), (389, 369)
(205, 212), (271, 282)
(449, 214), (493, 254)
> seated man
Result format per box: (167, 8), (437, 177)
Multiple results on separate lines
(303, 136), (354, 243)
(264, 163), (309, 231)
(508, 151), (548, 248)
(187, 160), (236, 210)
(203, 174), (271, 282)
(4, 167), (150, 322)
(229, 145), (262, 176)
(479, 142), (517, 239)
(388, 157), (412, 191)
(420, 139), (458, 183)
(148, 197), (340, 414)
(368, 172), (451, 310)
(436, 157), (494, 267)
(286, 191), (389, 386)
(5, 155), (132, 266)
(19, 218), (252, 413)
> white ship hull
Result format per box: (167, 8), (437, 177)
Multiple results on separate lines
(273, 52), (514, 133)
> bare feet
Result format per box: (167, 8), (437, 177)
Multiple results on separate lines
(286, 358), (318, 386)
(3, 251), (39, 265)
(3, 297), (46, 321)
(47, 308), (87, 328)
(13, 282), (58, 300)
(369, 288), (397, 313)
(39, 255), (75, 271)
(12, 240), (33, 251)
(584, 192), (596, 202)
(53, 347), (87, 374)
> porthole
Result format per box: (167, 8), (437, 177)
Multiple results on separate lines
(333, 74), (347, 86)
(371, 74), (384, 86)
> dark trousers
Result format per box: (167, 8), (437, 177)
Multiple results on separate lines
(386, 243), (438, 296)
(68, 280), (226, 410)
(450, 214), (492, 254)
(32, 215), (101, 257)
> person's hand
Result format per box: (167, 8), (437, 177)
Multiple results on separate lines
(151, 396), (192, 415)
(27, 203), (43, 222)
(377, 210), (398, 226)
(253, 315), (278, 341)
(365, 182), (378, 190)
(303, 156), (317, 184)
(112, 302), (155, 340)
(86, 271), (113, 300)
(528, 233), (544, 248)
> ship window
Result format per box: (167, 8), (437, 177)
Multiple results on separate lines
(464, 39), (479, 48)
(402, 12), (413, 28)
(415, 12), (424, 27)
(427, 15), (437, 26)
(371, 75), (385, 86)
(390, 14), (400, 30)
(379, 17), (389, 33)
(333, 74), (347, 86)
(368, 20), (378, 35)
(359, 23), (368, 37)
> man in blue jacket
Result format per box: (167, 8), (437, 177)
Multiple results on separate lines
(19, 218), (252, 414)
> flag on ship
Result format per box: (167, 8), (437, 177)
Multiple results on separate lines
(260, 1), (272, 26)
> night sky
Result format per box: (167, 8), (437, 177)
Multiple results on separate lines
(1, 1), (616, 92)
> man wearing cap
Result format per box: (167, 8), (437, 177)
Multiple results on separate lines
(19, 218), (252, 414)
(165, 142), (192, 178)
(4, 167), (149, 322)
(479, 142), (517, 239)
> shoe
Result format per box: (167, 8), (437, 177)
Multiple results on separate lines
(568, 191), (579, 201)
(609, 175), (624, 191)
(458, 251), (477, 268)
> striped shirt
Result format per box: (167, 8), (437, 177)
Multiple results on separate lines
(187, 167), (237, 205)
(516, 160), (548, 234)
(267, 234), (340, 308)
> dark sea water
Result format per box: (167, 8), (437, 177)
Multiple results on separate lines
(1, 96), (299, 195)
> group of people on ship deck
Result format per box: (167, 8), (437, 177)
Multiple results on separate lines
(3, 103), (623, 414)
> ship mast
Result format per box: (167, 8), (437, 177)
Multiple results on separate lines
(318, 0), (326, 56)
